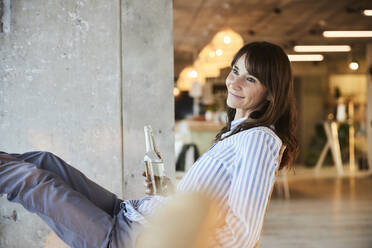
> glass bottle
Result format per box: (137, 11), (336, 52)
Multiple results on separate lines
(144, 125), (165, 195)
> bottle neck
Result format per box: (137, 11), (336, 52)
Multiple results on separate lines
(144, 126), (155, 153)
(144, 125), (162, 159)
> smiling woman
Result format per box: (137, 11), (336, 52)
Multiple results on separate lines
(216, 41), (298, 171)
(141, 41), (298, 247)
(0, 41), (298, 248)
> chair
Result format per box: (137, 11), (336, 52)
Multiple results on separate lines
(175, 143), (200, 172)
(253, 145), (286, 248)
(274, 168), (290, 199)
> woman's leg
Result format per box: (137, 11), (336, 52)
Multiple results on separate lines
(0, 159), (118, 248)
(7, 151), (122, 217)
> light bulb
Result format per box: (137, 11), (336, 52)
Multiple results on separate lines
(224, 36), (231, 44)
(189, 70), (198, 78)
(216, 49), (223, 56)
(349, 62), (359, 70)
(174, 87), (180, 96)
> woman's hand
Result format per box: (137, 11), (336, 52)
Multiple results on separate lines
(142, 171), (174, 196)
(142, 171), (153, 196)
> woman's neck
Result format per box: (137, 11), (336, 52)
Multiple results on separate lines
(234, 108), (252, 121)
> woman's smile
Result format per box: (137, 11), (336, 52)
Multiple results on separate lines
(229, 92), (244, 99)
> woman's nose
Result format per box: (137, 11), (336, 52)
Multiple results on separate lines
(228, 76), (243, 89)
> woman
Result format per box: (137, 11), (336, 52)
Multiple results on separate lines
(0, 41), (298, 248)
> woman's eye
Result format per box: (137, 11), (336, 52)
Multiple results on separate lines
(246, 77), (256, 83)
(232, 68), (238, 75)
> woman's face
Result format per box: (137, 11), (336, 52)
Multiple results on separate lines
(225, 54), (267, 115)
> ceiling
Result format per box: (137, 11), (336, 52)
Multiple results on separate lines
(173, 0), (372, 76)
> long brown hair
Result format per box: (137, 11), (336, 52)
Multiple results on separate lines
(215, 41), (298, 171)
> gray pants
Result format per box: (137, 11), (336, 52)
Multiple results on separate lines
(0, 151), (141, 248)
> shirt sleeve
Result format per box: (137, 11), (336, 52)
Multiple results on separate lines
(210, 129), (281, 247)
(121, 195), (168, 226)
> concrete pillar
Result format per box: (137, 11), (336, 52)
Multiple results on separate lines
(0, 1), (122, 247)
(366, 44), (372, 174)
(0, 0), (11, 33)
(120, 0), (174, 199)
(0, 0), (174, 246)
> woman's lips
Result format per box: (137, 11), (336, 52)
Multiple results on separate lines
(229, 92), (244, 99)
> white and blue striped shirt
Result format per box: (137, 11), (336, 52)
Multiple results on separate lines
(121, 117), (282, 247)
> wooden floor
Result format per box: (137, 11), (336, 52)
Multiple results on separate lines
(261, 166), (372, 248)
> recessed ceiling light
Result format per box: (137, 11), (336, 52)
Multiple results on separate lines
(323, 31), (372, 37)
(216, 49), (223, 56)
(349, 62), (359, 70)
(294, 45), (351, 52)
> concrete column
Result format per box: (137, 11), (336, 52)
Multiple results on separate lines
(366, 44), (372, 174)
(0, 1), (122, 247)
(0, 0), (11, 33)
(120, 0), (175, 199)
(0, 0), (174, 246)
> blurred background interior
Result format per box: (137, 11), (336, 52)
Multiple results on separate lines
(172, 0), (372, 247)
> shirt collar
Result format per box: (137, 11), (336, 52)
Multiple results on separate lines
(231, 118), (276, 131)
(221, 116), (276, 139)
(230, 116), (248, 130)
(220, 116), (247, 139)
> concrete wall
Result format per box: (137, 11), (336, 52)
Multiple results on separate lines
(0, 0), (174, 247)
(120, 0), (175, 199)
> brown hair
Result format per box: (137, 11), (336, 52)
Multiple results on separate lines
(215, 41), (298, 171)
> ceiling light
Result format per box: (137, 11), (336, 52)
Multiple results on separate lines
(294, 45), (351, 52)
(174, 87), (180, 96)
(209, 51), (215, 57)
(189, 70), (198, 78)
(323, 31), (372, 37)
(363, 10), (372, 16)
(349, 62), (359, 70)
(177, 66), (205, 91)
(287, 54), (324, 62)
(216, 49), (223, 56)
(224, 36), (231, 44)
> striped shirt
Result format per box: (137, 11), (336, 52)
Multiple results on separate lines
(121, 117), (282, 247)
